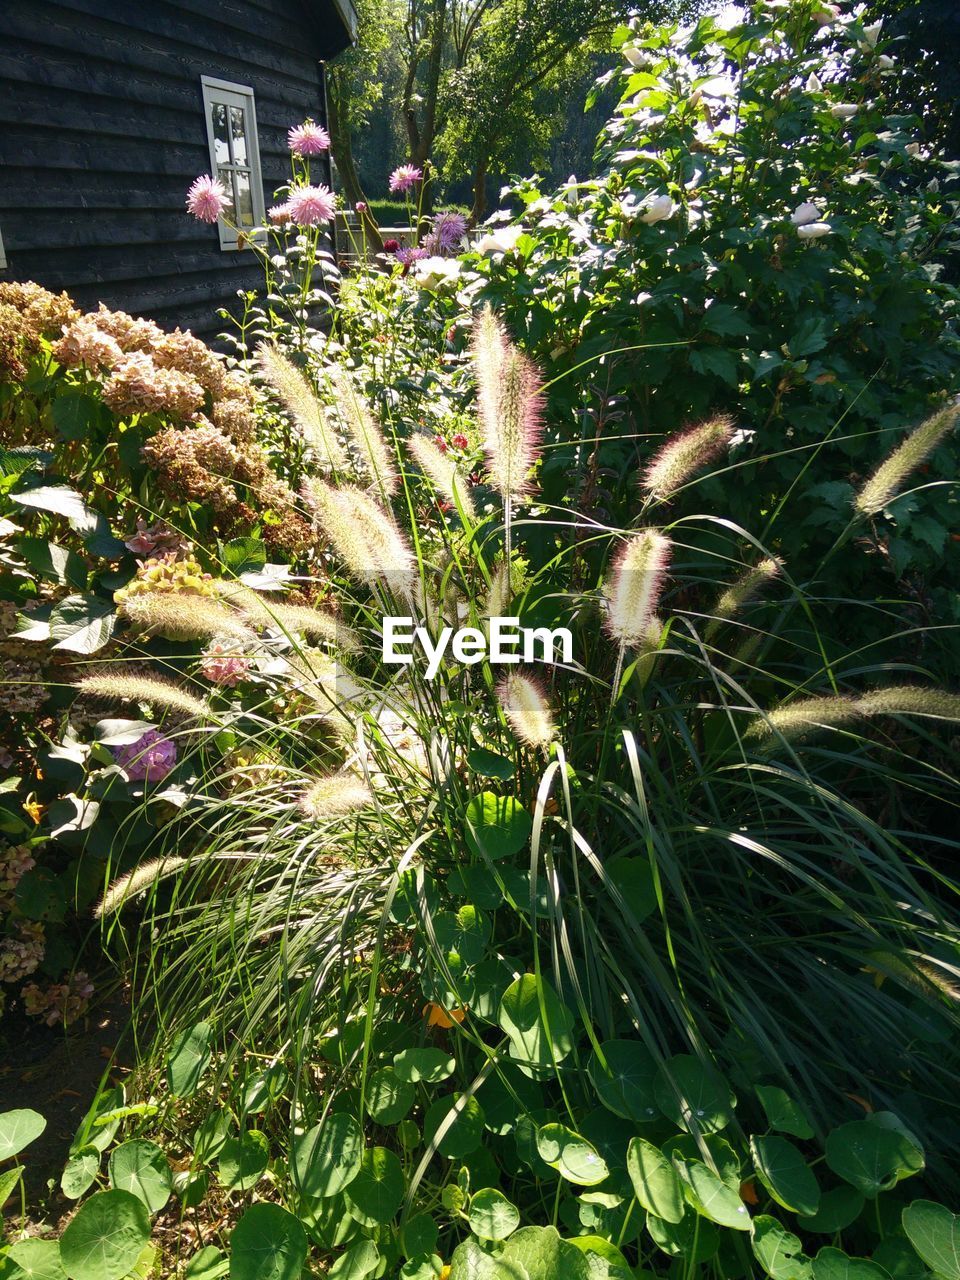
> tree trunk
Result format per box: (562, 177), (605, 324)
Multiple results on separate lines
(327, 71), (383, 251)
(470, 156), (489, 224)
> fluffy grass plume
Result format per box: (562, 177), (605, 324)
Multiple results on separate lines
(498, 672), (556, 750)
(96, 856), (187, 918)
(299, 772), (373, 820)
(858, 686), (960, 721)
(706, 557), (782, 640)
(77, 671), (212, 720)
(604, 530), (672, 645)
(472, 304), (543, 500)
(328, 366), (398, 495)
(119, 592), (252, 642)
(855, 403), (958, 516)
(257, 342), (346, 471)
(749, 695), (860, 741)
(408, 433), (477, 522)
(309, 481), (415, 597)
(229, 590), (358, 652)
(641, 415), (735, 501)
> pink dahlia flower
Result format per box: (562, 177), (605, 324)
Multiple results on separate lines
(287, 184), (336, 226)
(186, 175), (231, 223)
(389, 165), (423, 194)
(115, 729), (177, 782)
(288, 120), (331, 156)
(268, 203), (293, 225)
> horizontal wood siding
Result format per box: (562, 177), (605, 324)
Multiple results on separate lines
(0, 0), (348, 335)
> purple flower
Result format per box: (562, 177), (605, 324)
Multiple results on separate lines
(395, 246), (429, 267)
(389, 165), (423, 194)
(115, 729), (177, 782)
(287, 184), (336, 226)
(431, 211), (468, 253)
(186, 175), (231, 223)
(287, 120), (331, 156)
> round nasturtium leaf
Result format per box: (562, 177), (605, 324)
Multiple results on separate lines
(6, 1238), (68, 1280)
(626, 1137), (685, 1224)
(400, 1213), (439, 1259)
(59, 1189), (151, 1280)
(679, 1160), (752, 1231)
(433, 905), (490, 966)
(468, 1188), (521, 1241)
(108, 1140), (172, 1213)
(498, 974), (575, 1076)
(647, 1209), (721, 1264)
(605, 855), (658, 923)
(290, 1114), (363, 1198)
(751, 1214), (810, 1280)
(662, 1134), (740, 1191)
(393, 1048), (455, 1084)
(229, 1203), (308, 1280)
(61, 1146), (101, 1201)
(588, 1040), (659, 1123)
(825, 1118), (924, 1198)
(654, 1054), (736, 1134)
(812, 1247), (891, 1280)
(423, 1094), (485, 1159)
(798, 1186), (864, 1235)
(0, 1108), (47, 1162)
(343, 1147), (405, 1226)
(327, 1240), (379, 1280)
(536, 1124), (609, 1186)
(166, 1022), (213, 1099)
(366, 1068), (415, 1125)
(217, 1130), (269, 1192)
(463, 792), (532, 861)
(902, 1200), (960, 1280)
(755, 1085), (815, 1140)
(751, 1134), (821, 1217)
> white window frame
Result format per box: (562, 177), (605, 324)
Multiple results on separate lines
(200, 76), (266, 251)
(0, 223), (7, 270)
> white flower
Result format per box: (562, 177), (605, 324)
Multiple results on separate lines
(862, 20), (882, 46)
(926, 178), (940, 193)
(904, 142), (921, 158)
(473, 226), (524, 255)
(797, 221), (832, 240)
(813, 3), (840, 25)
(806, 72), (823, 93)
(639, 194), (675, 224)
(830, 103), (859, 120)
(412, 256), (461, 291)
(791, 201), (823, 226)
(623, 45), (652, 69)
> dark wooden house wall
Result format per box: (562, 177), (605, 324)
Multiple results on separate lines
(0, 0), (351, 335)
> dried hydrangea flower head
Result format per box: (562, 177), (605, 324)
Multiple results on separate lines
(103, 352), (205, 419)
(53, 315), (123, 372)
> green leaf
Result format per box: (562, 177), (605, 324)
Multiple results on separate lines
(5, 1239), (68, 1280)
(14, 869), (67, 923)
(423, 1094), (485, 1159)
(825, 1119), (924, 1198)
(166, 1023), (213, 1098)
(343, 1147), (404, 1226)
(393, 1048), (456, 1084)
(184, 1247), (229, 1280)
(797, 1187), (864, 1234)
(400, 1214), (439, 1259)
(689, 347), (739, 386)
(755, 1086), (815, 1139)
(605, 857), (658, 924)
(679, 1159), (752, 1230)
(229, 1204), (308, 1280)
(0, 1108), (46, 1161)
(61, 1146), (100, 1201)
(498, 973), (575, 1075)
(464, 792), (532, 861)
(752, 1214), (813, 1280)
(536, 1124), (609, 1185)
(751, 1135), (820, 1216)
(646, 1209), (719, 1264)
(59, 1190), (151, 1280)
(811, 1249), (892, 1280)
(12, 485), (97, 532)
(654, 1054), (735, 1133)
(217, 1131), (269, 1192)
(19, 539), (87, 588)
(48, 595), (115, 654)
(366, 1067), (415, 1124)
(466, 748), (515, 780)
(51, 392), (102, 442)
(219, 537), (267, 577)
(589, 1040), (659, 1123)
(290, 1113), (363, 1198)
(108, 1140), (171, 1212)
(448, 1239), (498, 1280)
(492, 1226), (590, 1280)
(328, 1241), (380, 1280)
(469, 1189), (520, 1241)
(902, 1200), (960, 1279)
(0, 1163), (23, 1209)
(626, 1137), (685, 1223)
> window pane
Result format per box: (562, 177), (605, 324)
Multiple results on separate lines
(234, 169), (255, 227)
(210, 102), (230, 165)
(230, 106), (248, 165)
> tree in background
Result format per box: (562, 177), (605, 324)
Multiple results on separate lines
(873, 0), (960, 158)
